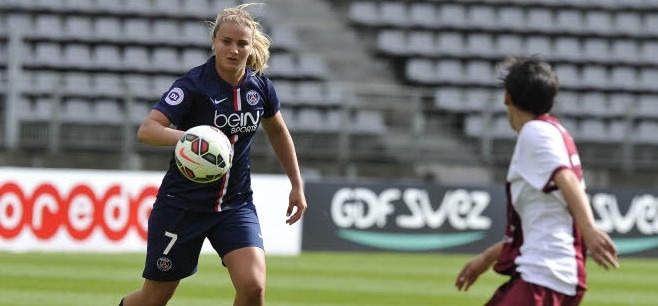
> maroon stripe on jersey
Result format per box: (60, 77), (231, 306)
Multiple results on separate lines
(493, 182), (523, 277)
(543, 166), (569, 193)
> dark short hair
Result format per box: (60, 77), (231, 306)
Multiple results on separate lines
(498, 55), (558, 116)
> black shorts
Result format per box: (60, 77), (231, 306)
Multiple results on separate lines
(142, 201), (264, 281)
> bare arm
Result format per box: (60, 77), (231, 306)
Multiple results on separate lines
(554, 169), (619, 269)
(261, 112), (307, 225)
(456, 241), (503, 291)
(136, 109), (184, 146)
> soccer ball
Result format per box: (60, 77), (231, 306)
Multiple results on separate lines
(174, 125), (233, 183)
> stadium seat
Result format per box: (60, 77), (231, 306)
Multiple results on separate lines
(274, 81), (297, 105)
(124, 74), (153, 99)
(64, 16), (93, 39)
(434, 87), (463, 111)
(436, 31), (464, 56)
(583, 38), (610, 62)
(496, 34), (523, 57)
(635, 120), (658, 143)
(124, 18), (151, 42)
(269, 27), (300, 52)
(466, 33), (495, 57)
(468, 5), (496, 29)
(525, 36), (552, 58)
(297, 81), (326, 106)
(645, 13), (658, 36)
(178, 48), (210, 70)
(63, 72), (93, 96)
(33, 42), (62, 67)
(180, 20), (210, 44)
(636, 95), (658, 118)
(95, 0), (123, 13)
(579, 119), (607, 142)
(94, 45), (122, 69)
(129, 101), (152, 124)
(608, 120), (626, 142)
(124, 0), (151, 14)
(296, 108), (324, 132)
(64, 44), (93, 68)
(152, 48), (180, 72)
(581, 65), (608, 89)
(555, 9), (583, 34)
(152, 20), (180, 44)
(123, 46), (150, 70)
(93, 73), (122, 97)
(408, 31), (436, 57)
(435, 59), (463, 84)
(297, 53), (328, 80)
(526, 8), (554, 32)
(65, 0), (95, 13)
(464, 88), (493, 112)
(348, 1), (380, 26)
(464, 114), (483, 137)
(580, 92), (608, 117)
(354, 110), (385, 134)
(554, 91), (581, 115)
(34, 14), (63, 39)
(152, 0), (181, 15)
(584, 10), (613, 35)
(379, 1), (408, 27)
(437, 3), (466, 27)
(555, 64), (581, 89)
(607, 93), (633, 116)
(94, 17), (121, 40)
(33, 97), (54, 121)
(61, 98), (94, 123)
(325, 110), (342, 132)
(638, 67), (658, 91)
(377, 30), (407, 56)
(464, 60), (494, 85)
(498, 6), (525, 30)
(268, 53), (297, 78)
(615, 12), (642, 36)
(181, 49), (209, 69)
(408, 3), (439, 28)
(406, 58), (436, 84)
(640, 41), (658, 64)
(554, 37), (581, 61)
(93, 99), (123, 124)
(611, 39), (639, 63)
(34, 70), (61, 94)
(610, 66), (638, 90)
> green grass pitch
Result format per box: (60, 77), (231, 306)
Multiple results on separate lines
(0, 251), (656, 306)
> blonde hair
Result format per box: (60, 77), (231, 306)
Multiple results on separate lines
(209, 3), (271, 76)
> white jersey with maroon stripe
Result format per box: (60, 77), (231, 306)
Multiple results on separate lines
(505, 117), (587, 296)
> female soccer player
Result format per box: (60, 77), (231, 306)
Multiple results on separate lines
(118, 3), (307, 306)
(455, 56), (618, 306)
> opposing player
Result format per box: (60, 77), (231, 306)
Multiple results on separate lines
(455, 56), (618, 305)
(118, 3), (307, 306)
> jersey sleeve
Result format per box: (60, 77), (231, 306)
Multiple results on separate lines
(262, 77), (280, 118)
(153, 78), (194, 127)
(516, 121), (571, 191)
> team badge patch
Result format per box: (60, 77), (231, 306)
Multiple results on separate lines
(157, 257), (173, 271)
(165, 87), (184, 105)
(246, 90), (260, 105)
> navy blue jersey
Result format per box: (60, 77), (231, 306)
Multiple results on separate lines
(153, 56), (280, 212)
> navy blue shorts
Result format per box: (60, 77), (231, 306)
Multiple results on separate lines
(142, 201), (264, 281)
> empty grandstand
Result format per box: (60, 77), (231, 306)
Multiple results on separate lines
(1, 0), (657, 187)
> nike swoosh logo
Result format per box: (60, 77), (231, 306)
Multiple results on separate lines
(178, 147), (201, 165)
(210, 97), (228, 105)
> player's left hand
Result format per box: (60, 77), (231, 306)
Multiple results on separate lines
(286, 187), (307, 225)
(583, 228), (619, 270)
